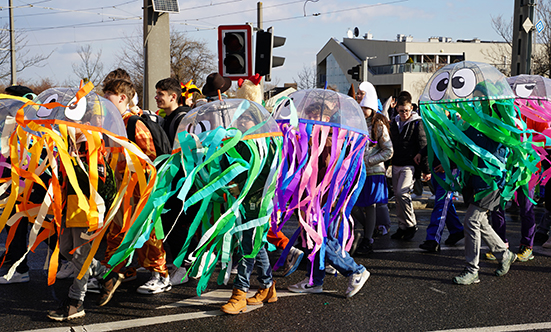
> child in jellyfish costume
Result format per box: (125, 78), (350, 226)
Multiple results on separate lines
(107, 98), (284, 312)
(418, 61), (539, 285)
(0, 84), (156, 320)
(272, 88), (370, 297)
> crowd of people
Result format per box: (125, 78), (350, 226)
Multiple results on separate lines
(0, 63), (550, 323)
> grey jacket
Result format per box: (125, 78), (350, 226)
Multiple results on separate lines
(364, 115), (393, 175)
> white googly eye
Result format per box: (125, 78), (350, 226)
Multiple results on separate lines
(194, 120), (211, 135)
(451, 68), (476, 98)
(429, 72), (450, 101)
(515, 83), (536, 98)
(185, 123), (193, 133)
(64, 96), (87, 121)
(36, 93), (58, 118)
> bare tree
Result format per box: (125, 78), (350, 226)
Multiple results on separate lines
(72, 45), (104, 86)
(117, 29), (217, 106)
(533, 0), (551, 76)
(293, 64), (316, 90)
(170, 30), (216, 86)
(0, 24), (52, 83)
(478, 15), (513, 75)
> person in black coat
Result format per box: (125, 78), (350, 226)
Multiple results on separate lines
(389, 94), (429, 240)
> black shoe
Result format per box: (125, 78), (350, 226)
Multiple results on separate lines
(391, 228), (406, 240)
(419, 240), (440, 252)
(445, 232), (465, 245)
(355, 240), (373, 256)
(97, 272), (123, 307)
(534, 232), (549, 244)
(402, 226), (418, 241)
(47, 297), (85, 321)
(349, 230), (362, 256)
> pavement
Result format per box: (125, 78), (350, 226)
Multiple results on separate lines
(1, 188), (551, 332)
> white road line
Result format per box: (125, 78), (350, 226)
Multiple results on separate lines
(20, 289), (308, 332)
(20, 309), (241, 332)
(157, 288), (306, 309)
(429, 321), (551, 332)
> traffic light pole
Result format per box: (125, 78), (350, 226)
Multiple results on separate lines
(9, 0), (16, 86)
(258, 2), (264, 93)
(143, 0), (171, 111)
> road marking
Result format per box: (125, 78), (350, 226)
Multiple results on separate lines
(20, 288), (309, 332)
(157, 288), (306, 309)
(429, 321), (551, 332)
(429, 287), (446, 295)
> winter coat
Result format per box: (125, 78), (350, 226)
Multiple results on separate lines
(389, 111), (429, 174)
(364, 115), (393, 175)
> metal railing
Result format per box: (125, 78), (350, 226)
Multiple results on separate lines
(370, 63), (441, 75)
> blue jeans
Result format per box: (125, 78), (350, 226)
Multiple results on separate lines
(309, 221), (365, 286)
(426, 172), (462, 243)
(233, 228), (272, 292)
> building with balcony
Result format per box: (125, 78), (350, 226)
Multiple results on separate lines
(316, 35), (512, 103)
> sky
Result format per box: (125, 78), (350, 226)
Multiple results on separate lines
(1, 0), (517, 88)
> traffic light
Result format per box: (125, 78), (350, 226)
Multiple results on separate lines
(348, 65), (361, 81)
(255, 27), (286, 82)
(218, 25), (253, 80)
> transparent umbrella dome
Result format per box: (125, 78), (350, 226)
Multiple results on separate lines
(507, 75), (551, 100)
(24, 88), (127, 139)
(272, 88), (367, 135)
(175, 98), (281, 148)
(0, 96), (29, 136)
(419, 61), (515, 104)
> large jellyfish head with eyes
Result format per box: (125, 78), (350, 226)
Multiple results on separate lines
(419, 61), (539, 205)
(24, 87), (126, 142)
(507, 75), (551, 132)
(174, 98), (280, 148)
(1, 84), (156, 286)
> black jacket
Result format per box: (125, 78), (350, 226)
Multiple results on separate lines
(162, 106), (191, 144)
(390, 112), (429, 174)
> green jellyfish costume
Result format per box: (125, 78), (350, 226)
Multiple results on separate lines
(418, 61), (539, 206)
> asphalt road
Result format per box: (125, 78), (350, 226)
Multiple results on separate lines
(1, 192), (551, 332)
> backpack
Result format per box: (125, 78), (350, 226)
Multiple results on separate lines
(127, 112), (172, 157)
(168, 111), (187, 144)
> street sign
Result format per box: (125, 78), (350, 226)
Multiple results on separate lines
(523, 17), (534, 33)
(536, 19), (545, 33)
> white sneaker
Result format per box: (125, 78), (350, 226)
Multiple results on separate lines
(169, 267), (189, 285)
(86, 277), (100, 293)
(282, 247), (304, 277)
(346, 269), (370, 298)
(325, 264), (337, 275)
(137, 272), (172, 294)
(0, 271), (30, 284)
(56, 261), (75, 279)
(287, 277), (323, 293)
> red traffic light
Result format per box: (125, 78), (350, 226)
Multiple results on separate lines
(218, 25), (253, 79)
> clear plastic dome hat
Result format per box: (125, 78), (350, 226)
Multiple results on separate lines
(507, 75), (551, 100)
(419, 61), (515, 104)
(272, 88), (367, 135)
(23, 87), (127, 138)
(175, 98), (281, 148)
(0, 94), (30, 138)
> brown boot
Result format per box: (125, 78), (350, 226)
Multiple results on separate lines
(246, 281), (277, 305)
(220, 288), (247, 314)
